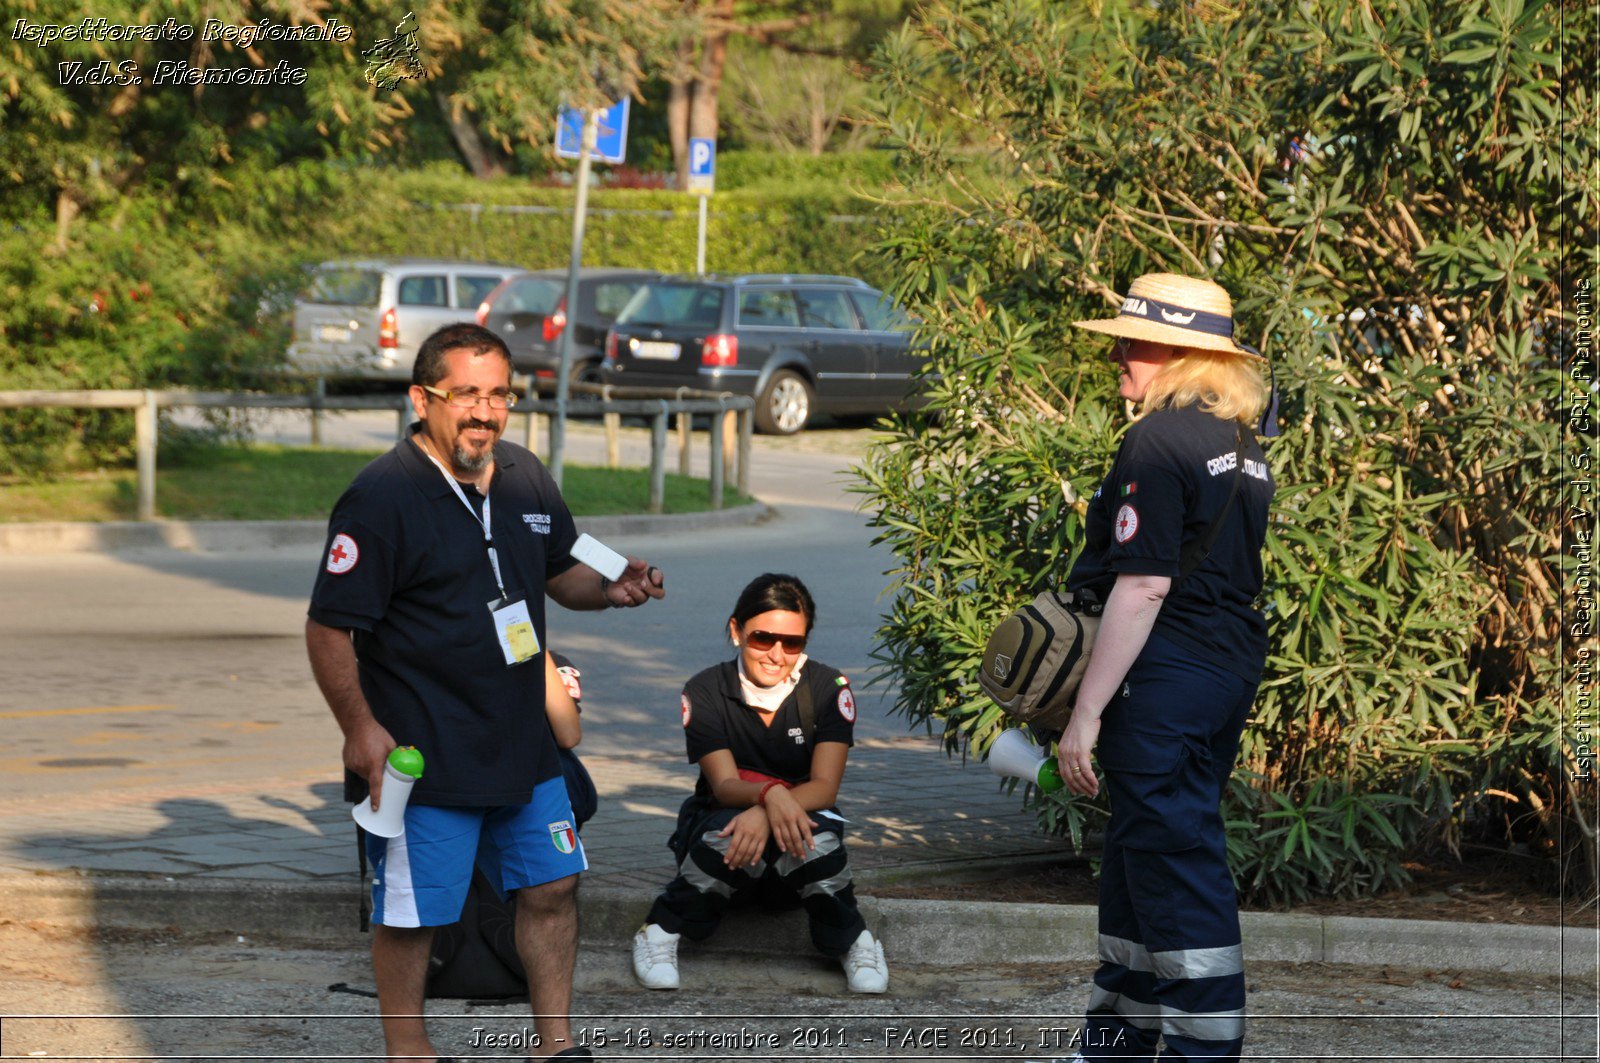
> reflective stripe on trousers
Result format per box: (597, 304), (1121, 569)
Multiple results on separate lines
(645, 805), (865, 957)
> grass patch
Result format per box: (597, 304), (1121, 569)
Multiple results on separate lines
(0, 444), (752, 522)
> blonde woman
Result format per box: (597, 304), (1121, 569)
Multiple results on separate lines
(1052, 274), (1275, 1063)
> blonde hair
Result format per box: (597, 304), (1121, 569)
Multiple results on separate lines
(1140, 347), (1268, 425)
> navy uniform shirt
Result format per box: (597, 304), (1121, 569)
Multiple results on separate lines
(680, 660), (856, 799)
(1067, 404), (1274, 681)
(309, 429), (579, 807)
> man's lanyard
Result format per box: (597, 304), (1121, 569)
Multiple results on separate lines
(418, 444), (508, 601)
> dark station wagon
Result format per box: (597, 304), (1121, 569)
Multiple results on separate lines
(600, 274), (920, 434)
(475, 267), (661, 386)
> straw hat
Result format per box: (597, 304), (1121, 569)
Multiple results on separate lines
(1073, 273), (1263, 358)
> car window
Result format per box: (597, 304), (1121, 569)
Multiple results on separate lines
(398, 275), (448, 307)
(849, 290), (913, 333)
(301, 268), (381, 307)
(593, 282), (645, 319)
(500, 277), (563, 314)
(455, 274), (504, 309)
(737, 289), (800, 328)
(795, 289), (858, 330)
(617, 284), (725, 330)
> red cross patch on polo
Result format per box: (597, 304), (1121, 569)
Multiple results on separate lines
(325, 533), (359, 574)
(1113, 504), (1140, 544)
(838, 687), (857, 723)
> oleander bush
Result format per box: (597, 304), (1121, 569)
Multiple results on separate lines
(857, 0), (1595, 904)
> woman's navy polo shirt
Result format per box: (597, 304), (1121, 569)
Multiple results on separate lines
(1068, 404), (1274, 681)
(309, 431), (579, 807)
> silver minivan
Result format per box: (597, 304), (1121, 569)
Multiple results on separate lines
(287, 258), (521, 379)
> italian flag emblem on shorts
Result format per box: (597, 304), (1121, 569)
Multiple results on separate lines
(549, 820), (577, 854)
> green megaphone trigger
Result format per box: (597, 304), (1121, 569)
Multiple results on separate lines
(1037, 756), (1065, 794)
(388, 746), (425, 778)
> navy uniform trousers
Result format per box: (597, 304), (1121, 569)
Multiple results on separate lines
(646, 802), (866, 958)
(1084, 635), (1258, 1062)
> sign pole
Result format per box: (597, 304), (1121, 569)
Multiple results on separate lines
(552, 109), (598, 488)
(687, 138), (715, 275)
(696, 195), (708, 275)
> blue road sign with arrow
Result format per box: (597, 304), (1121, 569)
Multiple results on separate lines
(556, 98), (630, 164)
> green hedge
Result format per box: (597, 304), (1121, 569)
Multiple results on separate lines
(0, 158), (891, 475)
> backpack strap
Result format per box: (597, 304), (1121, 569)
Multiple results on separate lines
(795, 674), (816, 743)
(1176, 423), (1248, 584)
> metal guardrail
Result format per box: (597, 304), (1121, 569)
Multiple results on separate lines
(0, 388), (755, 522)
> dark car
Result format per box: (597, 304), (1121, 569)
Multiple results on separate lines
(476, 267), (661, 386)
(599, 274), (920, 434)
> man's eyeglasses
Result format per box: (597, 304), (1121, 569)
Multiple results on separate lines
(421, 385), (519, 410)
(744, 630), (807, 654)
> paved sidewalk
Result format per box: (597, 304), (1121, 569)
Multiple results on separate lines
(0, 735), (1060, 890)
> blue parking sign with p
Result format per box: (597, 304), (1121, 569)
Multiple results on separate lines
(687, 138), (715, 195)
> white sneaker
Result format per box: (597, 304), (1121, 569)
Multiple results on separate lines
(632, 923), (680, 990)
(842, 929), (888, 993)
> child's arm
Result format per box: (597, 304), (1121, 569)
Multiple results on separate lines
(544, 651), (582, 749)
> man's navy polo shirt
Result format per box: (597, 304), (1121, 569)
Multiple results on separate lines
(309, 429), (579, 807)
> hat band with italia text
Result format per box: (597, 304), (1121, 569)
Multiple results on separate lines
(1118, 294), (1236, 340)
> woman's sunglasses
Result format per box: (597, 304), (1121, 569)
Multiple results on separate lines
(743, 630), (808, 654)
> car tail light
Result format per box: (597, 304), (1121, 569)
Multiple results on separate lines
(379, 307), (399, 348)
(604, 329), (617, 362)
(701, 333), (738, 367)
(543, 298), (567, 343)
(475, 301), (490, 326)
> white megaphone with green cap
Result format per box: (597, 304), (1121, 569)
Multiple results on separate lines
(987, 729), (1065, 793)
(353, 746), (425, 838)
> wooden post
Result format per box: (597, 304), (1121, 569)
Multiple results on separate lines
(649, 405), (668, 514)
(135, 389), (157, 521)
(604, 411), (621, 468)
(708, 401), (725, 510)
(721, 409), (736, 483)
(737, 406), (753, 497)
(676, 410), (691, 477)
(524, 410), (538, 454)
(311, 376), (325, 446)
(397, 404), (409, 442)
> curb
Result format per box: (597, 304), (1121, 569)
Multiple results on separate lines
(3, 874), (1590, 978)
(0, 503), (772, 556)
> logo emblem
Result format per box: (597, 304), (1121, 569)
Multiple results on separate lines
(992, 654), (1012, 681)
(325, 533), (359, 574)
(1114, 504), (1140, 543)
(1158, 307), (1197, 325)
(680, 693), (692, 727)
(556, 665), (582, 702)
(549, 820), (577, 854)
(838, 687), (856, 722)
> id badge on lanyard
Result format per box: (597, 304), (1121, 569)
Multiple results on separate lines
(422, 446), (540, 667)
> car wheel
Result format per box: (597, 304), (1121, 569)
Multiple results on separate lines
(755, 370), (813, 435)
(570, 359), (603, 389)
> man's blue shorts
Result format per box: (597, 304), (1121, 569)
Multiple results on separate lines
(367, 776), (588, 928)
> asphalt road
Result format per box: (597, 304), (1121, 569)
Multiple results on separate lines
(0, 420), (906, 802)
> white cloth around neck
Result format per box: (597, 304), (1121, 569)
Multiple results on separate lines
(737, 654), (808, 712)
